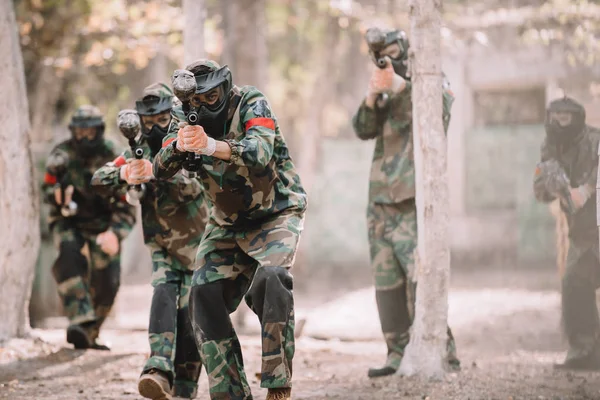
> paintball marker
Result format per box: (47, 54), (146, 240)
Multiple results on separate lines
(117, 109), (146, 205)
(365, 27), (390, 108)
(46, 149), (78, 217)
(171, 69), (203, 178)
(537, 159), (576, 214)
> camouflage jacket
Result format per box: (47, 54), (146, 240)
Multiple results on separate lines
(154, 85), (307, 228)
(533, 126), (600, 247)
(91, 140), (209, 270)
(352, 80), (454, 204)
(42, 139), (136, 240)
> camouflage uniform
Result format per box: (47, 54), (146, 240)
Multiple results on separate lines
(352, 79), (459, 374)
(154, 61), (307, 400)
(42, 106), (135, 346)
(534, 99), (600, 368)
(91, 84), (210, 398)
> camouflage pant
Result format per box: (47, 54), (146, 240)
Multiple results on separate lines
(143, 244), (202, 398)
(189, 211), (303, 400)
(51, 225), (121, 339)
(562, 239), (600, 362)
(367, 200), (458, 370)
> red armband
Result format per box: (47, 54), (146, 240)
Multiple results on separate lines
(245, 117), (275, 131)
(163, 138), (176, 148)
(44, 172), (57, 185)
(113, 156), (126, 167)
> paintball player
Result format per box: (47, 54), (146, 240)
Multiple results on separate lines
(533, 96), (600, 370)
(91, 83), (210, 400)
(352, 27), (460, 377)
(153, 59), (307, 400)
(42, 105), (136, 350)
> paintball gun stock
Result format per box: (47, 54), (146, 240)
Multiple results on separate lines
(117, 109), (146, 205)
(365, 27), (390, 108)
(171, 69), (203, 178)
(46, 149), (78, 217)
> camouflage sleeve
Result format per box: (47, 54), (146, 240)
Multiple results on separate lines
(226, 88), (277, 168)
(352, 100), (384, 141)
(91, 150), (131, 197)
(151, 104), (188, 179)
(108, 196), (136, 241)
(152, 133), (187, 179)
(533, 141), (557, 203)
(160, 172), (204, 203)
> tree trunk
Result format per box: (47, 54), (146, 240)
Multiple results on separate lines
(220, 0), (268, 331)
(183, 0), (205, 65)
(398, 0), (448, 379)
(0, 0), (40, 340)
(221, 0), (268, 88)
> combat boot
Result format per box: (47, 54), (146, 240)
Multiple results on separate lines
(266, 388), (291, 400)
(66, 324), (93, 349)
(138, 369), (172, 400)
(368, 352), (402, 378)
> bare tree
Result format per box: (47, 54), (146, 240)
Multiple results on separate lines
(183, 0), (206, 65)
(398, 0), (449, 379)
(220, 0), (268, 331)
(0, 0), (41, 340)
(221, 0), (268, 88)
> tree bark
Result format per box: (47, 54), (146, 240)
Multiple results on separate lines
(0, 0), (40, 340)
(220, 0), (268, 331)
(183, 0), (205, 65)
(221, 0), (268, 88)
(398, 0), (448, 379)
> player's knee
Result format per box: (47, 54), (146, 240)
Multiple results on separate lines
(246, 267), (293, 321)
(94, 263), (121, 305)
(52, 241), (87, 282)
(151, 284), (178, 314)
(189, 282), (232, 341)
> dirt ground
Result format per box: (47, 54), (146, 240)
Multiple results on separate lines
(3, 268), (600, 400)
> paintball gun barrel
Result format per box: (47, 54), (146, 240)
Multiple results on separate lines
(171, 69), (203, 178)
(117, 109), (146, 205)
(46, 149), (78, 217)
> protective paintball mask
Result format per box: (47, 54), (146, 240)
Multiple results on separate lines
(368, 28), (410, 79)
(386, 30), (410, 78)
(136, 95), (173, 156)
(69, 117), (105, 157)
(544, 97), (586, 146)
(183, 66), (232, 138)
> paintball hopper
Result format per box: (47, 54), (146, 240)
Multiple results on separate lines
(117, 109), (144, 159)
(172, 69), (197, 104)
(172, 69), (200, 124)
(117, 109), (141, 141)
(117, 109), (146, 205)
(46, 149), (69, 176)
(171, 69), (202, 177)
(365, 27), (388, 68)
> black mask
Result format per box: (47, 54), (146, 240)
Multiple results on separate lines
(391, 57), (409, 79)
(183, 66), (233, 139)
(74, 135), (103, 157)
(143, 124), (169, 157)
(544, 97), (586, 147)
(185, 100), (230, 139)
